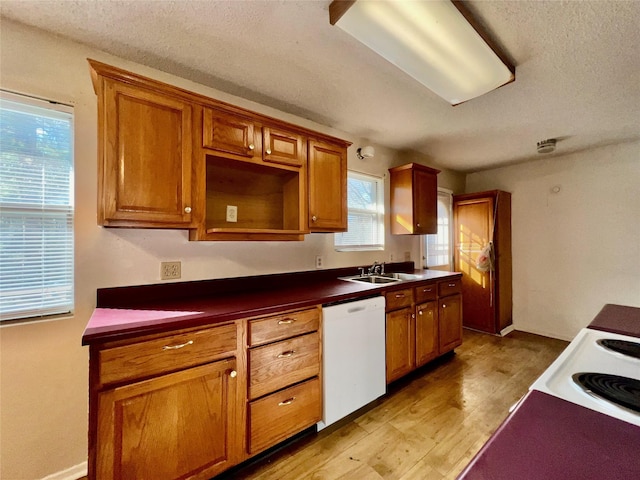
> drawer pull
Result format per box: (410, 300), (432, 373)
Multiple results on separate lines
(278, 318), (295, 325)
(162, 340), (193, 351)
(278, 397), (296, 406)
(423, 288), (433, 292)
(277, 350), (296, 358)
(395, 293), (406, 298)
(448, 283), (456, 287)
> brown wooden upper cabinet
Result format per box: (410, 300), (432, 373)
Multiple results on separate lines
(389, 163), (440, 235)
(88, 59), (350, 239)
(202, 108), (256, 158)
(308, 139), (347, 232)
(90, 61), (194, 227)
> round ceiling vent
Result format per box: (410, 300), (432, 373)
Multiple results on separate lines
(537, 138), (557, 154)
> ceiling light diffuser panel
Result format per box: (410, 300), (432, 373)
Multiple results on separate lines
(330, 0), (515, 105)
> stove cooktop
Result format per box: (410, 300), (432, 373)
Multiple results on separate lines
(530, 328), (640, 426)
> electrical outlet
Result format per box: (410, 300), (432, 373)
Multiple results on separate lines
(389, 253), (394, 262)
(315, 255), (323, 269)
(161, 261), (181, 280)
(404, 251), (411, 261)
(226, 205), (238, 222)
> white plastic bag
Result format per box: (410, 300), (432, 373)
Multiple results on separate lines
(476, 241), (494, 272)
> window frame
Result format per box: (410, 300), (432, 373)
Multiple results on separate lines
(334, 170), (385, 252)
(421, 188), (453, 270)
(0, 90), (75, 323)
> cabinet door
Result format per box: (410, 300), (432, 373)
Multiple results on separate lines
(386, 307), (415, 383)
(439, 294), (463, 354)
(100, 80), (193, 226)
(413, 167), (438, 234)
(263, 126), (306, 167)
(203, 108), (256, 157)
(415, 301), (438, 367)
(308, 140), (347, 232)
(97, 359), (240, 480)
(454, 197), (496, 332)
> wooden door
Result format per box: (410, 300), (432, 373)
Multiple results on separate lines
(454, 196), (496, 332)
(385, 307), (415, 383)
(308, 139), (347, 232)
(96, 358), (240, 480)
(413, 168), (438, 234)
(439, 294), (463, 354)
(100, 79), (193, 226)
(415, 301), (438, 367)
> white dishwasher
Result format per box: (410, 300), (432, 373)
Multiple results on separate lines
(317, 296), (386, 431)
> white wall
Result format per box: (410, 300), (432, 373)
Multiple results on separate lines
(466, 141), (640, 340)
(0, 19), (464, 479)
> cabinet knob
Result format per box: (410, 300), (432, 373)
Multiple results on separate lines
(416, 223), (421, 227)
(248, 144), (255, 150)
(311, 215), (317, 222)
(266, 149), (272, 155)
(229, 370), (237, 378)
(184, 206), (192, 213)
(418, 310), (423, 315)
(442, 304), (447, 308)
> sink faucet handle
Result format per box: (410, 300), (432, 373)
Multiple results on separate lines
(380, 262), (385, 275)
(358, 267), (366, 277)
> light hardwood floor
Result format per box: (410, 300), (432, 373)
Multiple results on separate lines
(230, 329), (568, 480)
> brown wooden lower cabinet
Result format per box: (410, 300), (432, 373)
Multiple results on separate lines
(385, 277), (463, 384)
(88, 306), (322, 480)
(96, 358), (240, 480)
(249, 377), (322, 454)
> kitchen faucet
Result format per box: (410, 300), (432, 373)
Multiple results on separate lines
(367, 261), (385, 275)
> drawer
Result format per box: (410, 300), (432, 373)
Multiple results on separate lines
(414, 282), (437, 303)
(249, 307), (320, 347)
(439, 278), (462, 297)
(385, 288), (413, 311)
(249, 332), (320, 400)
(99, 323), (237, 386)
(249, 377), (321, 454)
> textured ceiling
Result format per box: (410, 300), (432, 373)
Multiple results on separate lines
(1, 0), (639, 172)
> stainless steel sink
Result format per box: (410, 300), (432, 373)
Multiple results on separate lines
(339, 275), (402, 284)
(379, 272), (424, 281)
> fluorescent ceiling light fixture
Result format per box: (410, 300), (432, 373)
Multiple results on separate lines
(330, 0), (515, 105)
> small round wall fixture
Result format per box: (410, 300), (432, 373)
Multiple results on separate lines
(537, 138), (557, 154)
(357, 145), (375, 159)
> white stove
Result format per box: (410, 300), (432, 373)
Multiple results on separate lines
(530, 327), (640, 426)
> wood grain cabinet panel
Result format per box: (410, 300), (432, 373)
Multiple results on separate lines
(416, 301), (438, 367)
(96, 358), (240, 480)
(308, 139), (347, 232)
(249, 377), (321, 454)
(96, 76), (194, 227)
(385, 307), (415, 383)
(389, 163), (440, 235)
(98, 323), (237, 386)
(249, 332), (320, 400)
(203, 108), (256, 157)
(439, 293), (463, 353)
(263, 126), (306, 167)
(249, 307), (320, 347)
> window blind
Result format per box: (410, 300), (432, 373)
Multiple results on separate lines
(0, 91), (74, 321)
(335, 172), (384, 251)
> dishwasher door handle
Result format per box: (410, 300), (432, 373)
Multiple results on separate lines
(347, 306), (366, 314)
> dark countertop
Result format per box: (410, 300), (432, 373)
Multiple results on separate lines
(82, 266), (460, 345)
(457, 390), (640, 480)
(587, 303), (640, 338)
